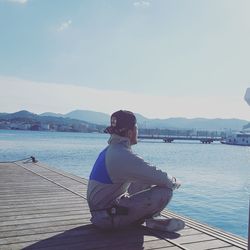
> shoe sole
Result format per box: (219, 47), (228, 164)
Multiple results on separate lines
(164, 218), (185, 232)
(146, 218), (185, 232)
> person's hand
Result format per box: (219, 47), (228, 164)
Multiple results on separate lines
(175, 180), (181, 189)
(172, 176), (181, 189)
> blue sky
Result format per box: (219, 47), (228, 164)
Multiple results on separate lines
(0, 0), (250, 119)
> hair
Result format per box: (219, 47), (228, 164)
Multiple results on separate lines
(116, 126), (135, 137)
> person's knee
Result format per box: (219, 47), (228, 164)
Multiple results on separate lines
(163, 187), (173, 200)
(151, 186), (173, 206)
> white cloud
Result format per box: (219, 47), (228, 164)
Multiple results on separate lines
(5, 0), (28, 4)
(0, 76), (249, 120)
(57, 20), (72, 32)
(133, 1), (150, 8)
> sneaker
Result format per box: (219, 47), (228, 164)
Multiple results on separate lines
(145, 217), (185, 232)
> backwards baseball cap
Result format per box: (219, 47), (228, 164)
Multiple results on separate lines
(104, 110), (137, 135)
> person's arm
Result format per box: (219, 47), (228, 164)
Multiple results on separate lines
(107, 148), (180, 189)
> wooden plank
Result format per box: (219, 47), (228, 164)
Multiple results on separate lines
(0, 196), (82, 204)
(0, 218), (90, 233)
(0, 206), (87, 218)
(178, 228), (203, 237)
(173, 234), (215, 244)
(0, 199), (85, 209)
(217, 247), (248, 250)
(23, 161), (88, 184)
(0, 204), (87, 215)
(0, 213), (90, 227)
(183, 239), (234, 250)
(0, 222), (85, 238)
(0, 210), (90, 222)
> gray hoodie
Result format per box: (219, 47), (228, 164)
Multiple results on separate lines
(87, 134), (175, 211)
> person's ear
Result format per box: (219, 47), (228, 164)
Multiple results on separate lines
(127, 129), (133, 138)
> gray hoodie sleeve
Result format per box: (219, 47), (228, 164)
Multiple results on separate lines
(106, 146), (175, 189)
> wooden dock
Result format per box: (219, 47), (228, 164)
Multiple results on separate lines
(0, 159), (248, 250)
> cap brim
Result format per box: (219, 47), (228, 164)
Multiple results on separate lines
(104, 126), (114, 134)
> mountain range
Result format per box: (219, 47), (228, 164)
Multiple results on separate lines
(40, 110), (249, 131)
(0, 110), (105, 133)
(0, 109), (248, 131)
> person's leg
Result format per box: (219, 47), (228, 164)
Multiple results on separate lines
(113, 186), (173, 228)
(90, 210), (113, 229)
(127, 182), (152, 195)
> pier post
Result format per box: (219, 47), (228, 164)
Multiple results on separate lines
(248, 198), (250, 250)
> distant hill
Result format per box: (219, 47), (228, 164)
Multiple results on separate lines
(139, 117), (249, 130)
(0, 110), (106, 132)
(65, 110), (110, 125)
(0, 110), (39, 120)
(40, 112), (65, 118)
(41, 110), (110, 125)
(40, 109), (249, 131)
(243, 123), (250, 130)
(0, 110), (83, 124)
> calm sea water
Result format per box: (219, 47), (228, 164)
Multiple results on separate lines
(0, 129), (249, 239)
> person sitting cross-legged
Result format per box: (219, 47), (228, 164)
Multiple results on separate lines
(87, 110), (185, 232)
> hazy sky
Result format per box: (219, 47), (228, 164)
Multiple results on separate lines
(0, 0), (250, 119)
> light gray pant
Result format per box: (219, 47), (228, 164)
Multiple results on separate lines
(91, 183), (173, 229)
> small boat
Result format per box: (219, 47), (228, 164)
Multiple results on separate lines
(220, 132), (250, 146)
